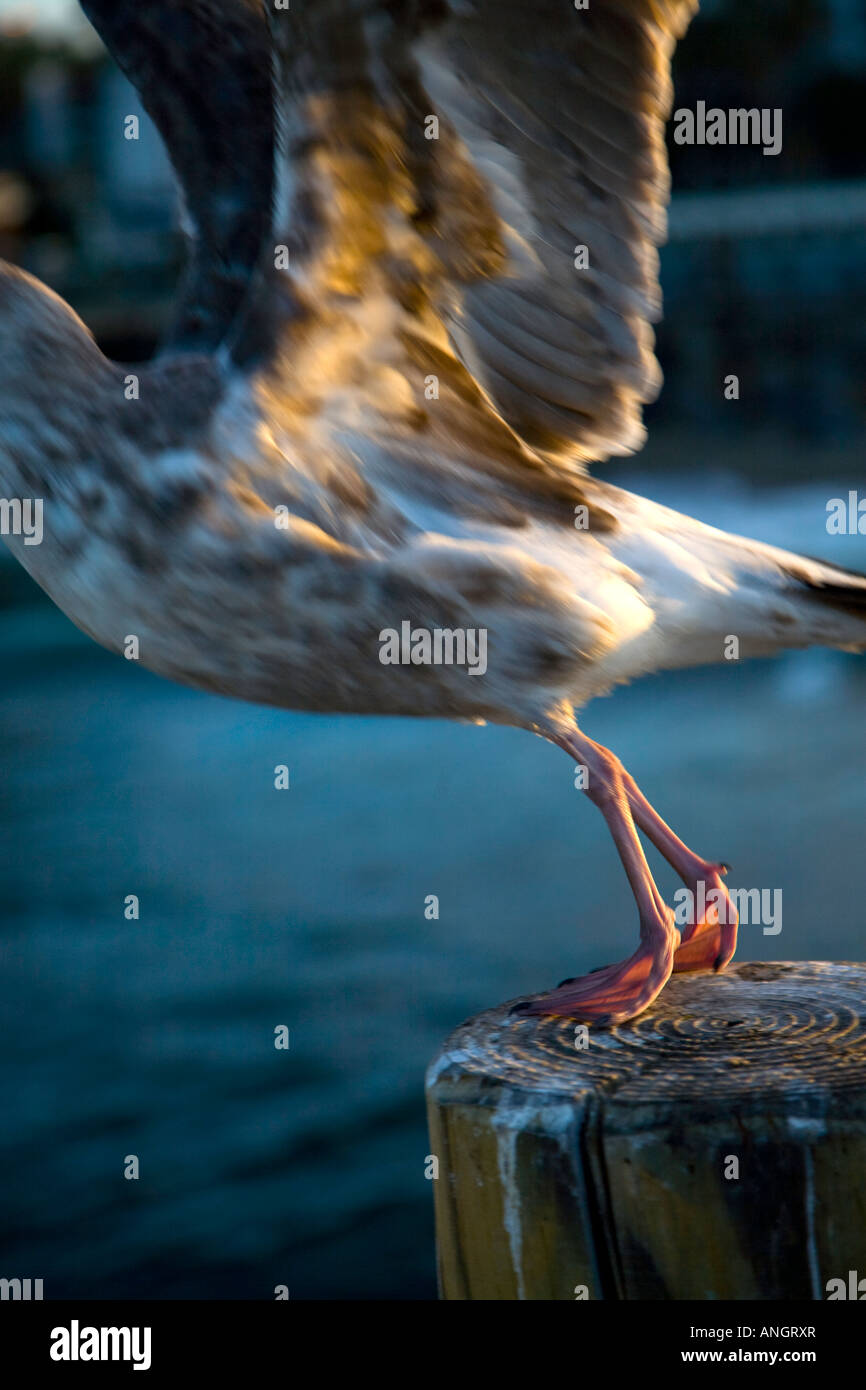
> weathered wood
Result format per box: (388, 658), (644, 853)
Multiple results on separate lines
(426, 962), (866, 1300)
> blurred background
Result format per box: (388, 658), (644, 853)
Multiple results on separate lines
(1, 0), (866, 1300)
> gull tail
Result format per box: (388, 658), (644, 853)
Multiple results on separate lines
(595, 485), (866, 683)
(705, 532), (866, 661)
(781, 557), (866, 630)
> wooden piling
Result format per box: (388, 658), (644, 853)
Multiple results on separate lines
(425, 962), (866, 1300)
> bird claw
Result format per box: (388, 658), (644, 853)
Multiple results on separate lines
(673, 862), (739, 973)
(510, 937), (676, 1026)
(508, 1000), (534, 1016)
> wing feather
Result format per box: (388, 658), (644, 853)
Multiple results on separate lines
(413, 0), (698, 461)
(81, 0), (697, 481)
(80, 0), (275, 354)
(264, 0), (696, 471)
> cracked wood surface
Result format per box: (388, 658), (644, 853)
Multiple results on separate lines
(426, 963), (866, 1299)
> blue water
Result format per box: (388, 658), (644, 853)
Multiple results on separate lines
(2, 474), (866, 1298)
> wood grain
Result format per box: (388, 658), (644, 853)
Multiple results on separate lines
(426, 962), (866, 1299)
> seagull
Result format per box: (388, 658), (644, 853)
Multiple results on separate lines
(1, 0), (864, 1026)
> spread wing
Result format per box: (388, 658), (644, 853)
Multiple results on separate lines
(415, 0), (698, 463)
(264, 0), (697, 472)
(79, 0), (275, 354)
(80, 0), (697, 479)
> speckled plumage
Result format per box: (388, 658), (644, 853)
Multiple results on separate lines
(2, 1), (866, 1023)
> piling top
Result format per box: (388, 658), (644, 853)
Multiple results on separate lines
(427, 962), (866, 1300)
(427, 962), (866, 1125)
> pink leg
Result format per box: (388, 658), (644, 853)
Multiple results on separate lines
(513, 727), (680, 1024)
(617, 768), (738, 972)
(514, 724), (739, 1024)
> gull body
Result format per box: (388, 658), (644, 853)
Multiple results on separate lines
(2, 0), (864, 1022)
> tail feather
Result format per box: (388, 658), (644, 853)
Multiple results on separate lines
(783, 557), (866, 622)
(592, 485), (866, 684)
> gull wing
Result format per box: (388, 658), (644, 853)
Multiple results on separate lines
(265, 0), (697, 470)
(415, 0), (698, 463)
(79, 0), (697, 481)
(79, 0), (275, 354)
